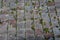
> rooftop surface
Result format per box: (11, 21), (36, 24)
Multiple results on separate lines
(0, 0), (60, 40)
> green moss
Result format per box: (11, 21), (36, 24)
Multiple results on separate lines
(32, 2), (35, 5)
(31, 18), (34, 20)
(0, 11), (2, 14)
(24, 18), (26, 21)
(59, 28), (60, 30)
(0, 21), (2, 24)
(39, 12), (41, 16)
(49, 22), (52, 26)
(43, 21), (46, 25)
(11, 8), (16, 11)
(48, 13), (50, 17)
(54, 16), (56, 19)
(35, 18), (37, 20)
(48, 0), (53, 2)
(41, 4), (44, 7)
(57, 18), (60, 25)
(31, 24), (35, 31)
(11, 11), (14, 14)
(24, 38), (26, 40)
(39, 18), (43, 24)
(15, 0), (18, 4)
(43, 28), (49, 33)
(57, 18), (59, 21)
(25, 2), (30, 6)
